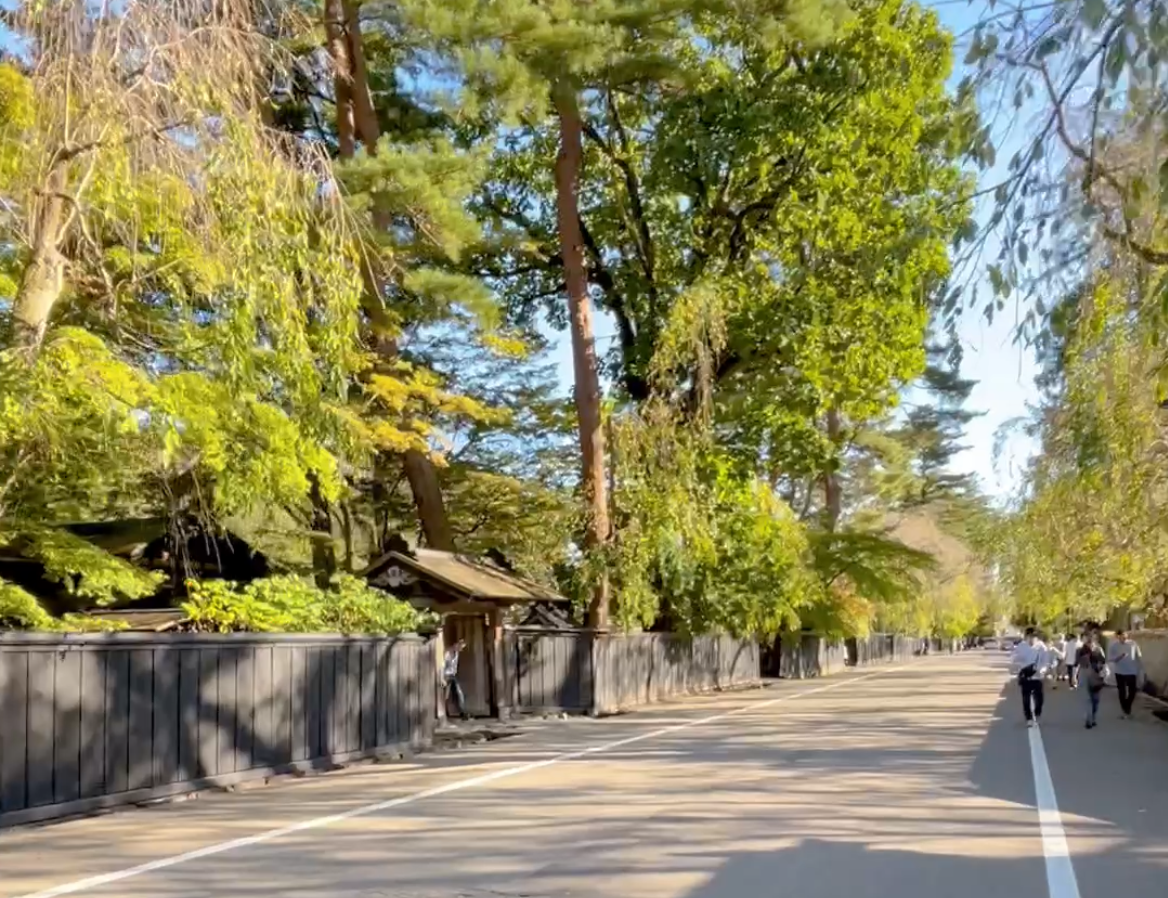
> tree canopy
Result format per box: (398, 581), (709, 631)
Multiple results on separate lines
(0, 0), (1007, 642)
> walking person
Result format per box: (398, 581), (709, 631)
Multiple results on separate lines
(1065, 632), (1082, 689)
(1010, 627), (1048, 727)
(444, 638), (469, 721)
(1076, 632), (1107, 729)
(1108, 629), (1143, 719)
(1046, 635), (1065, 691)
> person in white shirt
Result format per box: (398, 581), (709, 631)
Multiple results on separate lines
(1046, 636), (1066, 690)
(1064, 633), (1082, 689)
(1010, 627), (1048, 727)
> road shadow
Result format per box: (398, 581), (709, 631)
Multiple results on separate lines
(682, 837), (1041, 898)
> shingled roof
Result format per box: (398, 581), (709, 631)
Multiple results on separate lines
(361, 548), (568, 605)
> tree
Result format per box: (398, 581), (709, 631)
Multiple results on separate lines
(419, 0), (975, 627)
(998, 271), (1168, 628)
(894, 336), (981, 506)
(400, 0), (789, 626)
(313, 0), (496, 553)
(958, 0), (1168, 335)
(0, 2), (400, 619)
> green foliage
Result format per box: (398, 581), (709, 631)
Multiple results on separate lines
(0, 329), (153, 527)
(810, 529), (937, 608)
(0, 0), (998, 644)
(998, 274), (1168, 627)
(0, 578), (129, 631)
(404, 0), (851, 120)
(962, 0), (1168, 333)
(456, 0), (974, 482)
(19, 530), (164, 605)
(183, 575), (432, 635)
(0, 579), (57, 630)
(604, 405), (821, 639)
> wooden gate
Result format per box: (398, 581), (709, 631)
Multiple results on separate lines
(442, 614), (492, 717)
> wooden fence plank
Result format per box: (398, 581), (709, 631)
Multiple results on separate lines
(127, 649), (155, 792)
(253, 646), (274, 768)
(289, 646), (307, 762)
(307, 646), (323, 760)
(320, 645), (337, 757)
(234, 646), (254, 771)
(360, 644), (376, 751)
(178, 649), (200, 781)
(26, 650), (55, 807)
(104, 649), (130, 795)
(152, 648), (179, 787)
(347, 644), (362, 754)
(389, 642), (404, 744)
(374, 641), (388, 748)
(197, 647), (220, 779)
(52, 649), (83, 805)
(0, 649), (29, 812)
(344, 641), (357, 749)
(79, 649), (107, 799)
(272, 646), (293, 766)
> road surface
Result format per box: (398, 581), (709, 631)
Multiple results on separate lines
(2, 654), (1166, 898)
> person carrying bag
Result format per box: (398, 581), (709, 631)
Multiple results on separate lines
(1077, 633), (1107, 729)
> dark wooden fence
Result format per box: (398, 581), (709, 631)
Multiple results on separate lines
(504, 631), (760, 715)
(775, 633), (966, 679)
(0, 632), (436, 828)
(505, 629), (596, 713)
(777, 635), (849, 679)
(775, 634), (926, 679)
(593, 633), (761, 713)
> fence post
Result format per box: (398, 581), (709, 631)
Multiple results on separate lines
(589, 633), (605, 716)
(487, 607), (509, 721)
(433, 630), (447, 726)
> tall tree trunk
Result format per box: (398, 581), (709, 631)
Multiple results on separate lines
(554, 85), (611, 629)
(823, 406), (843, 531)
(402, 448), (455, 550)
(323, 0), (456, 551)
(324, 0), (356, 157)
(13, 165), (69, 352)
(342, 0), (380, 145)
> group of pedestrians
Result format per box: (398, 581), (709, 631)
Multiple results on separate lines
(1011, 626), (1144, 729)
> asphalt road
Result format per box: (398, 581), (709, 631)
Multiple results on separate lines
(2, 653), (1166, 898)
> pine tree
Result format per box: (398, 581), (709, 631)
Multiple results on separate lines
(265, 1), (502, 557)
(402, 0), (850, 626)
(896, 336), (981, 506)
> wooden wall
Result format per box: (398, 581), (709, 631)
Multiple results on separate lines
(0, 633), (435, 828)
(504, 631), (760, 715)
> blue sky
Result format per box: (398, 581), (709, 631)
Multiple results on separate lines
(543, 0), (1041, 502)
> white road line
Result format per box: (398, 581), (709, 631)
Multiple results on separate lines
(1029, 724), (1082, 898)
(16, 664), (914, 898)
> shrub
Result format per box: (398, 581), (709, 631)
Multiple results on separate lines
(0, 580), (128, 631)
(0, 580), (57, 630)
(183, 574), (430, 635)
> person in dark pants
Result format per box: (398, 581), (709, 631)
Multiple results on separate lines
(1076, 632), (1106, 729)
(444, 638), (469, 720)
(1065, 632), (1082, 689)
(1010, 627), (1048, 727)
(1108, 629), (1143, 719)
